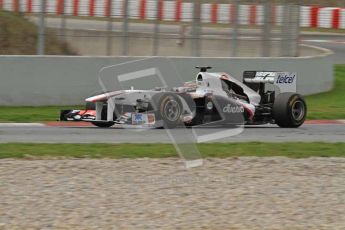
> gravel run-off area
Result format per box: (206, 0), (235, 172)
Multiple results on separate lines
(0, 157), (344, 230)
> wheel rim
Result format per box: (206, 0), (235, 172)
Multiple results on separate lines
(163, 99), (180, 121)
(291, 100), (305, 121)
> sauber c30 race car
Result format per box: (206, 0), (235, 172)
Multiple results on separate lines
(60, 66), (307, 128)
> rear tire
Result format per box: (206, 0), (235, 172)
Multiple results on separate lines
(273, 93), (307, 128)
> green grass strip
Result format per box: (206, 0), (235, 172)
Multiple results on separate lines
(0, 106), (84, 122)
(305, 65), (345, 119)
(0, 142), (344, 159)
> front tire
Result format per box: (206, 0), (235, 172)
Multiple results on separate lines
(91, 121), (114, 128)
(152, 93), (183, 129)
(273, 93), (307, 128)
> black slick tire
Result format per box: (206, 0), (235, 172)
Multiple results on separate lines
(273, 92), (307, 128)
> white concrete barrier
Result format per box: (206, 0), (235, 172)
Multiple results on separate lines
(0, 51), (333, 106)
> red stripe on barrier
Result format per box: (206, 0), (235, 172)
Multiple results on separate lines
(89, 0), (95, 16)
(27, 0), (32, 13)
(105, 0), (111, 17)
(332, 8), (340, 29)
(13, 0), (19, 12)
(249, 5), (257, 25)
(56, 0), (64, 15)
(175, 0), (182, 22)
(230, 4), (236, 24)
(158, 0), (163, 20)
(310, 6), (320, 27)
(0, 0), (3, 9)
(73, 0), (79, 16)
(271, 5), (276, 25)
(139, 0), (146, 20)
(211, 3), (218, 23)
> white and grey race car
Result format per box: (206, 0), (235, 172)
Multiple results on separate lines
(60, 66), (307, 128)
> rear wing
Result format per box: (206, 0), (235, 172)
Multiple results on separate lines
(243, 71), (297, 93)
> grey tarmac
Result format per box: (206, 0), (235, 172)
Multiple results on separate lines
(0, 124), (344, 143)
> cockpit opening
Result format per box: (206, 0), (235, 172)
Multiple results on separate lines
(197, 74), (203, 81)
(221, 79), (249, 102)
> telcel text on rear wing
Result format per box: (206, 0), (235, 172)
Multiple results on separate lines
(243, 71), (297, 93)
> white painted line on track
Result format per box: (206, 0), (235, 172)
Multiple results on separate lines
(0, 123), (45, 127)
(303, 39), (345, 44)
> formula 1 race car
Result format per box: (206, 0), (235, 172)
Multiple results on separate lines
(60, 66), (307, 128)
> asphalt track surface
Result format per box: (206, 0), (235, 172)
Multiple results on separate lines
(0, 124), (344, 143)
(302, 34), (345, 64)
